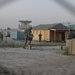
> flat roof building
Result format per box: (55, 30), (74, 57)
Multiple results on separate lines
(19, 20), (32, 29)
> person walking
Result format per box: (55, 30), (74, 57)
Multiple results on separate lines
(5, 32), (8, 42)
(23, 27), (33, 49)
(1, 33), (3, 41)
(0, 32), (1, 42)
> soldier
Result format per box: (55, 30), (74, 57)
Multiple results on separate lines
(23, 27), (33, 49)
(0, 32), (1, 42)
(1, 33), (3, 41)
(67, 32), (75, 39)
(39, 32), (42, 42)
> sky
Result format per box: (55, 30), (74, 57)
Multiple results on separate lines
(0, 0), (75, 29)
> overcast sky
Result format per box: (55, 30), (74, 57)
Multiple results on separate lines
(0, 0), (75, 29)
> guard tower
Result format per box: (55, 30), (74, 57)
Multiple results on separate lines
(19, 20), (32, 29)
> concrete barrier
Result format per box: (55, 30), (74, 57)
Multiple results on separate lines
(66, 39), (75, 55)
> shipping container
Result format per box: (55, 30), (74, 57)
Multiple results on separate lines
(10, 31), (24, 40)
(68, 25), (75, 30)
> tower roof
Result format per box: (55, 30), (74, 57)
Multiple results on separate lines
(19, 20), (32, 23)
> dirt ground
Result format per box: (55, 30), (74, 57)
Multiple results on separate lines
(0, 47), (75, 75)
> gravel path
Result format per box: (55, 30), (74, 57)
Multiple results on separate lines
(0, 47), (75, 75)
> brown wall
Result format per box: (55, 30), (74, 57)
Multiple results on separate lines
(66, 39), (75, 55)
(32, 29), (50, 41)
(50, 30), (54, 42)
(65, 31), (69, 40)
(32, 29), (75, 42)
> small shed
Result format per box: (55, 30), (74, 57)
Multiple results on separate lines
(10, 31), (24, 40)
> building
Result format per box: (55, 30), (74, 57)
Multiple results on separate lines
(9, 20), (32, 40)
(19, 20), (32, 30)
(32, 23), (70, 42)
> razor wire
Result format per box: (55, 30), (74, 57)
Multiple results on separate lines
(0, 0), (18, 8)
(54, 0), (75, 16)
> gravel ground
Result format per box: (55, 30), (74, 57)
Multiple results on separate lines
(0, 47), (75, 75)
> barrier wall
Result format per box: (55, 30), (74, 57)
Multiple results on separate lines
(66, 39), (75, 55)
